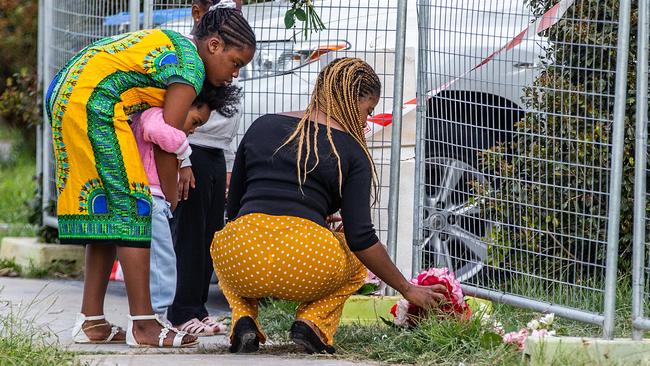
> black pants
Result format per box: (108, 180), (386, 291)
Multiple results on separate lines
(168, 145), (226, 325)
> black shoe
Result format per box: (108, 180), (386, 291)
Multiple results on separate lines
(290, 321), (335, 354)
(229, 316), (259, 353)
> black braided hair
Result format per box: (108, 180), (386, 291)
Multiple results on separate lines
(192, 0), (217, 6)
(193, 81), (242, 118)
(194, 5), (256, 49)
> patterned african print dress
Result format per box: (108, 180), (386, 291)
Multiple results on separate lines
(45, 29), (205, 247)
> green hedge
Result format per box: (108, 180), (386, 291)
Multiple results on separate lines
(478, 0), (639, 279)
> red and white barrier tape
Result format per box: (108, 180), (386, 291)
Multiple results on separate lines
(363, 0), (574, 139)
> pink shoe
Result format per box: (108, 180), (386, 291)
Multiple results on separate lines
(201, 316), (227, 335)
(175, 318), (214, 337)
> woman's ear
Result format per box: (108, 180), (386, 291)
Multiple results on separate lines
(191, 4), (203, 23)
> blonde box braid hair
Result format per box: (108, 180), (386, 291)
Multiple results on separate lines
(280, 57), (381, 199)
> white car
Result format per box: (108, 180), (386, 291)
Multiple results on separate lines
(162, 0), (545, 279)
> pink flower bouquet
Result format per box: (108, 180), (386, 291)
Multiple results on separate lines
(390, 267), (471, 327)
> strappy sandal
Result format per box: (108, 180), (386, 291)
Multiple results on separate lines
(126, 314), (199, 348)
(201, 316), (227, 335)
(71, 313), (125, 344)
(176, 317), (214, 337)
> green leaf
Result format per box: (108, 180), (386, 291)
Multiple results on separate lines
(379, 316), (398, 328)
(479, 332), (503, 349)
(295, 8), (307, 21)
(356, 283), (380, 295)
(284, 9), (296, 29)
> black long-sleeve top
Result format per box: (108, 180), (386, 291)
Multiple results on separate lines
(227, 114), (379, 251)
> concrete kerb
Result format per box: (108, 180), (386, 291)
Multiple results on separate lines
(523, 336), (650, 364)
(0, 237), (85, 273)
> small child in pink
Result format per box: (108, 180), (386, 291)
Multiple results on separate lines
(130, 91), (215, 320)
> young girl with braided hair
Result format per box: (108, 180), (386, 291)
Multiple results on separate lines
(47, 1), (255, 348)
(211, 58), (449, 354)
(167, 0), (245, 337)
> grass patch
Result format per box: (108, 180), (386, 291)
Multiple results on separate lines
(0, 257), (21, 277)
(0, 128), (36, 224)
(254, 279), (639, 366)
(0, 223), (38, 243)
(23, 259), (82, 279)
(0, 290), (81, 365)
(257, 299), (520, 365)
(0, 257), (82, 280)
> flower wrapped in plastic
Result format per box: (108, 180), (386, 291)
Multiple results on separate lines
(390, 267), (471, 327)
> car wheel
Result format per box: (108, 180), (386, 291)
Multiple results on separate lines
(420, 156), (493, 282)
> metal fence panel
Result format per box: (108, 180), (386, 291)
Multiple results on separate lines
(414, 0), (629, 328)
(40, 0), (411, 271)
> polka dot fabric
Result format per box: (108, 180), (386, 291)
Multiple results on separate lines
(210, 213), (368, 345)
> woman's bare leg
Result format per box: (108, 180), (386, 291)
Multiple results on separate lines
(79, 244), (126, 341)
(117, 246), (196, 346)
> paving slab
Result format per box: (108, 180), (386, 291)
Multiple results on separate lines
(0, 277), (381, 365)
(78, 354), (365, 366)
(523, 335), (650, 364)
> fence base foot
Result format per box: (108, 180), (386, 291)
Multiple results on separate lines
(523, 336), (650, 364)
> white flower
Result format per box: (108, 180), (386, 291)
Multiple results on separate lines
(531, 329), (556, 338)
(392, 299), (410, 327)
(527, 319), (540, 330)
(539, 313), (555, 327)
(493, 321), (505, 335)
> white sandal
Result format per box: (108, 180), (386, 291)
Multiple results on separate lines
(126, 314), (198, 348)
(72, 313), (124, 344)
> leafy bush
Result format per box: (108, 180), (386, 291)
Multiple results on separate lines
(0, 0), (38, 91)
(478, 0), (638, 280)
(0, 70), (40, 138)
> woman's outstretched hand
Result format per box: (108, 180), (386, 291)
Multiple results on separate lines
(354, 242), (450, 309)
(403, 283), (448, 309)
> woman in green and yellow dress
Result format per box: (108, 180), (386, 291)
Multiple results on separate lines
(46, 2), (255, 347)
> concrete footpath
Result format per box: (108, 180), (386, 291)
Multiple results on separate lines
(0, 277), (379, 366)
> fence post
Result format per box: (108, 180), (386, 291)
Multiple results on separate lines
(386, 0), (409, 287)
(36, 0), (45, 207)
(632, 0), (649, 342)
(602, 0), (633, 340)
(41, 0), (54, 228)
(143, 0), (154, 29)
(412, 0), (430, 278)
(129, 0), (140, 32)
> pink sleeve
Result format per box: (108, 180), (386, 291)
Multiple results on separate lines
(140, 107), (192, 160)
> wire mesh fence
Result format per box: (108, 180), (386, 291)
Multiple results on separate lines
(40, 0), (410, 269)
(39, 0), (645, 336)
(413, 0), (630, 328)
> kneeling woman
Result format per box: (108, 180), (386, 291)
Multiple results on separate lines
(211, 58), (448, 354)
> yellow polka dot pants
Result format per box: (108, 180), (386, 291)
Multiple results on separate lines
(210, 213), (367, 345)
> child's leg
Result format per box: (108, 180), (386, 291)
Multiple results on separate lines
(169, 146), (225, 327)
(150, 196), (177, 317)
